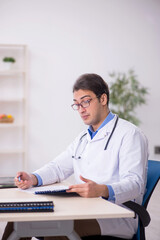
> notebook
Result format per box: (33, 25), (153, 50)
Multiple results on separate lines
(0, 201), (54, 212)
(35, 185), (69, 195)
(18, 184), (77, 196)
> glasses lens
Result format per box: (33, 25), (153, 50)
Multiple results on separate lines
(71, 100), (91, 110)
(81, 100), (90, 108)
(72, 104), (79, 110)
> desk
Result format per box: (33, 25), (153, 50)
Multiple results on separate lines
(0, 186), (134, 240)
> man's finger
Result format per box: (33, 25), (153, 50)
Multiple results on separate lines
(80, 175), (91, 183)
(68, 183), (84, 190)
(67, 187), (86, 193)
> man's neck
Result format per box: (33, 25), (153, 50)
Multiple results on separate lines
(88, 111), (115, 139)
(92, 110), (110, 132)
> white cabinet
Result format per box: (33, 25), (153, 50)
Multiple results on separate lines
(0, 44), (28, 176)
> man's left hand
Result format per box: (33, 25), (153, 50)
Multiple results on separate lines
(67, 175), (109, 198)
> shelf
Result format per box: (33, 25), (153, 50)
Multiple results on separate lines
(0, 70), (26, 76)
(0, 98), (25, 103)
(0, 149), (25, 154)
(0, 123), (25, 128)
(0, 44), (28, 173)
(0, 44), (26, 48)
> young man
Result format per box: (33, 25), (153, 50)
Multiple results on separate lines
(3, 73), (148, 240)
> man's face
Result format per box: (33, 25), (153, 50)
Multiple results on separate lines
(73, 89), (108, 131)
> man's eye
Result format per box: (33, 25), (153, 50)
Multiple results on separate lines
(81, 100), (89, 105)
(83, 100), (90, 104)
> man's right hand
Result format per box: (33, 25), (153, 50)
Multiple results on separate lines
(15, 172), (38, 189)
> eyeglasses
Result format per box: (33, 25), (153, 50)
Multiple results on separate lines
(71, 97), (98, 111)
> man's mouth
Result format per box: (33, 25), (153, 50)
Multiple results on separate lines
(81, 114), (89, 120)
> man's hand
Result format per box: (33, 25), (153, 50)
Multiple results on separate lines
(15, 172), (38, 189)
(67, 175), (109, 198)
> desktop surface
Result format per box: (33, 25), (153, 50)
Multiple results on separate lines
(0, 184), (134, 222)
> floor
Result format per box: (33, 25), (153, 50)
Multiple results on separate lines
(0, 181), (159, 239)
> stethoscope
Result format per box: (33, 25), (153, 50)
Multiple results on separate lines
(72, 115), (119, 160)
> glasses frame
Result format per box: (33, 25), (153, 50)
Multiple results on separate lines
(71, 96), (100, 111)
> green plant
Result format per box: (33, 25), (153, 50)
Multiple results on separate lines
(3, 57), (16, 63)
(109, 69), (148, 125)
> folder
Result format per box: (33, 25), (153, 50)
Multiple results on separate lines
(0, 177), (16, 188)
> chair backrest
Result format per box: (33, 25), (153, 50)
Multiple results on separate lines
(143, 160), (160, 208)
(136, 160), (160, 240)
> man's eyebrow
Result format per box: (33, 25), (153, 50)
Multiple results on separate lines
(73, 95), (91, 101)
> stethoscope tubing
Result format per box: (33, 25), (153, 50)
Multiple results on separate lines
(72, 115), (119, 159)
(104, 115), (119, 150)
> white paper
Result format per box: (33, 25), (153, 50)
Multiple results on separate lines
(17, 185), (69, 194)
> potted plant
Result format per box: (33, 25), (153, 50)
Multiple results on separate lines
(2, 57), (16, 70)
(109, 69), (148, 125)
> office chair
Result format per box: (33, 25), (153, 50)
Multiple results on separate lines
(82, 160), (160, 240)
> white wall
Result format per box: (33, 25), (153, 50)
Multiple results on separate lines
(0, 0), (160, 175)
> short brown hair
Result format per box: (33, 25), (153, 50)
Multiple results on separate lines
(73, 73), (109, 105)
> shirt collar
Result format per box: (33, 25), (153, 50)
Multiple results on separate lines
(88, 112), (115, 139)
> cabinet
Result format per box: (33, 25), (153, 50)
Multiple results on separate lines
(0, 44), (28, 176)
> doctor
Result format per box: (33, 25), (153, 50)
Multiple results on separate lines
(3, 73), (148, 240)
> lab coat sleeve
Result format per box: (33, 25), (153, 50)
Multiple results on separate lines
(33, 131), (86, 186)
(33, 142), (74, 185)
(111, 128), (148, 205)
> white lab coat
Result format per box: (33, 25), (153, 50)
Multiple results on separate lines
(34, 116), (149, 239)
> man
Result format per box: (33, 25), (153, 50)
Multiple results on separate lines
(3, 73), (148, 240)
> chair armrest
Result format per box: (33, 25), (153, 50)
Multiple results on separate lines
(123, 201), (150, 227)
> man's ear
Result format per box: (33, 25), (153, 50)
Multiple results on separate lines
(100, 93), (107, 106)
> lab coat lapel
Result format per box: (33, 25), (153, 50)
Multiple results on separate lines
(86, 121), (114, 142)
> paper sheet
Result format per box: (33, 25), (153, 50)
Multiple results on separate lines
(16, 185), (69, 194)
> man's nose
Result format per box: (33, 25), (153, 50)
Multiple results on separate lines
(78, 105), (86, 113)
